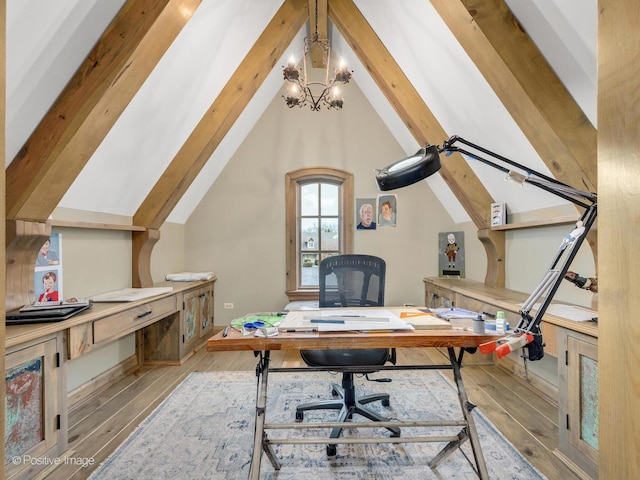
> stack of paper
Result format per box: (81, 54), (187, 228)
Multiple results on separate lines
(165, 272), (215, 281)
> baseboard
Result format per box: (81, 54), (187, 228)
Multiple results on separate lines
(68, 354), (139, 408)
(554, 448), (596, 480)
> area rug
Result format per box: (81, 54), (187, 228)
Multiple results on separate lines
(89, 370), (547, 479)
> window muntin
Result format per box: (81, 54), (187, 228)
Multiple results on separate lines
(299, 182), (340, 287)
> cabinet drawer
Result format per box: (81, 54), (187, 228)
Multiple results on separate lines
(93, 296), (177, 344)
(425, 285), (455, 308)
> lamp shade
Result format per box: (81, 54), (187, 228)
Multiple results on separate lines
(375, 144), (441, 191)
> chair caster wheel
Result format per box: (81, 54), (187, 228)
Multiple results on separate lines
(295, 411), (304, 422)
(326, 445), (337, 457)
(382, 398), (390, 407)
(331, 388), (340, 397)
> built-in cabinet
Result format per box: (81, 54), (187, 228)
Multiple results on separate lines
(143, 282), (214, 364)
(4, 332), (67, 480)
(424, 277), (599, 478)
(5, 278), (216, 479)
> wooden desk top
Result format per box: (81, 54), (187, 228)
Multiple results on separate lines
(424, 277), (598, 338)
(5, 279), (215, 349)
(208, 327), (500, 352)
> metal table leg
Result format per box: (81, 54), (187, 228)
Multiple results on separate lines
(249, 351), (280, 480)
(428, 348), (489, 479)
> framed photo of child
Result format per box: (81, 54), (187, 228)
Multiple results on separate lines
(34, 233), (63, 302)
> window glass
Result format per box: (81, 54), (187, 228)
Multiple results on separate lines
(300, 183), (318, 216)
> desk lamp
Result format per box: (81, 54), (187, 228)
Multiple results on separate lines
(375, 135), (597, 361)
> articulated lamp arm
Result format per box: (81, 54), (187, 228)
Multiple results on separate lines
(376, 136), (597, 361)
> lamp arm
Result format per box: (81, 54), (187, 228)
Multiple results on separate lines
(515, 203), (597, 359)
(375, 135), (598, 361)
(438, 135), (598, 361)
(441, 136), (597, 208)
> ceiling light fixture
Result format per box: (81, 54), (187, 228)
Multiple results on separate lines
(282, 36), (351, 111)
(282, 2), (352, 113)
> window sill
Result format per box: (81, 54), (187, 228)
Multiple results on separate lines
(286, 290), (319, 302)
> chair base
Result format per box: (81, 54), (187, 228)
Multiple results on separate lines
(295, 376), (401, 456)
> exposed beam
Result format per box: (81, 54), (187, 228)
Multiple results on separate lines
(329, 0), (505, 287)
(598, 0), (640, 477)
(308, 0), (328, 67)
(433, 0), (596, 193)
(5, 0), (201, 222)
(1, 0), (6, 467)
(133, 0), (308, 229)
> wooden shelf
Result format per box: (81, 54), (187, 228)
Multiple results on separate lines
(491, 214), (579, 231)
(48, 219), (147, 232)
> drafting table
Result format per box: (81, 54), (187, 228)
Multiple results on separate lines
(207, 307), (500, 479)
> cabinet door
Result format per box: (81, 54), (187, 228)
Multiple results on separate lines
(558, 329), (598, 478)
(5, 336), (66, 477)
(182, 289), (201, 352)
(198, 285), (214, 338)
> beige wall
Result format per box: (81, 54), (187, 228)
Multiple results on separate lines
(185, 78), (482, 325)
(183, 79), (595, 327)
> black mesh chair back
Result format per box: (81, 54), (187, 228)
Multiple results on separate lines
(297, 254), (399, 455)
(319, 254), (385, 308)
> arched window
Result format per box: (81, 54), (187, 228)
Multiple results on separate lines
(285, 167), (353, 301)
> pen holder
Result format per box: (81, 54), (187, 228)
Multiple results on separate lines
(473, 314), (485, 334)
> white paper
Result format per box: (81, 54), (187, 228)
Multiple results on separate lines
(90, 287), (174, 302)
(524, 303), (597, 322)
(279, 309), (414, 331)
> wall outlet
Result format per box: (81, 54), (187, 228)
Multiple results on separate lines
(223, 303), (234, 309)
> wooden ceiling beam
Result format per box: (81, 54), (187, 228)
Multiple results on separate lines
(328, 0), (505, 287)
(5, 0), (202, 222)
(133, 0), (308, 229)
(328, 0), (495, 227)
(308, 0), (328, 67)
(434, 0), (596, 192)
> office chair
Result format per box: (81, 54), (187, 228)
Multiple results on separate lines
(295, 254), (400, 456)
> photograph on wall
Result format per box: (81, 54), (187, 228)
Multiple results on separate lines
(439, 231), (465, 278)
(377, 194), (397, 227)
(356, 198), (377, 230)
(34, 233), (63, 302)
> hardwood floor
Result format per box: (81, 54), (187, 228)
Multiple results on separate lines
(42, 345), (580, 480)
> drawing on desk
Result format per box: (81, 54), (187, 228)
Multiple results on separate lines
(280, 309), (450, 332)
(431, 307), (481, 320)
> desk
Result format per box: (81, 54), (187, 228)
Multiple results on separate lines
(207, 308), (499, 479)
(4, 279), (215, 480)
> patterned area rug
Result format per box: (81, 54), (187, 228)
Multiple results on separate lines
(90, 370), (547, 479)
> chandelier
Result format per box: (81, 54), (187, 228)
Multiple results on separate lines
(282, 35), (352, 111)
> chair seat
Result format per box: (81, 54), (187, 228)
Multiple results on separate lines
(301, 348), (389, 367)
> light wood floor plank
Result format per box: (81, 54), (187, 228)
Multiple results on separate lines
(47, 346), (578, 479)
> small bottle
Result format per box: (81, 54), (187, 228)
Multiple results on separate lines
(473, 314), (485, 334)
(496, 311), (506, 334)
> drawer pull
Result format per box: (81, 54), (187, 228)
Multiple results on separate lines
(137, 310), (153, 319)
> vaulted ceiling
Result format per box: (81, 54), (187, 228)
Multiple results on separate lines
(6, 0), (596, 230)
